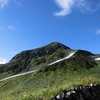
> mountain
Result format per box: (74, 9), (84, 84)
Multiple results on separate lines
(10, 42), (70, 63)
(10, 42), (70, 62)
(0, 42), (72, 76)
(0, 42), (98, 79)
(39, 50), (96, 73)
(0, 42), (100, 100)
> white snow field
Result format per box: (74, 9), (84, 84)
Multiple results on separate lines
(95, 58), (100, 60)
(48, 51), (76, 66)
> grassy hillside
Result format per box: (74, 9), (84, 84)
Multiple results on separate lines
(0, 42), (100, 100)
(0, 63), (100, 100)
(0, 50), (99, 100)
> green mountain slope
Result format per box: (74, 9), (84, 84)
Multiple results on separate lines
(0, 42), (98, 79)
(0, 42), (100, 100)
(0, 56), (99, 100)
(0, 42), (71, 78)
(39, 50), (96, 73)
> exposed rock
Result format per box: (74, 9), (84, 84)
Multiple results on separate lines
(52, 84), (100, 100)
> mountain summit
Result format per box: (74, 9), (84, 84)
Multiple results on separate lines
(0, 42), (99, 100)
(0, 42), (98, 78)
(0, 42), (71, 75)
(10, 42), (70, 62)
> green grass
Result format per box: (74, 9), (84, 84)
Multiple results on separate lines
(0, 72), (13, 80)
(0, 42), (99, 99)
(0, 61), (100, 100)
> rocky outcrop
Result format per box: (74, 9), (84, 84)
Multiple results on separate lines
(52, 84), (100, 100)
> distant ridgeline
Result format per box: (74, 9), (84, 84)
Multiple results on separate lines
(0, 42), (99, 78)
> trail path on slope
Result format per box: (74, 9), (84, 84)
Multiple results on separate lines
(0, 70), (37, 82)
(0, 52), (76, 82)
(48, 51), (76, 65)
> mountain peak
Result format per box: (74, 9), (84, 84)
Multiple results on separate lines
(10, 42), (70, 63)
(0, 42), (98, 78)
(46, 42), (70, 50)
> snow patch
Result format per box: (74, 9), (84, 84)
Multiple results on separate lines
(0, 58), (7, 64)
(48, 51), (75, 65)
(95, 58), (100, 60)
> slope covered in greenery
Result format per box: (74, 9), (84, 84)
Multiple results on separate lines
(0, 42), (100, 100)
(0, 47), (100, 100)
(0, 60), (99, 100)
(0, 42), (71, 79)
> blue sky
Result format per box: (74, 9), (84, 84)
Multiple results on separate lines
(0, 0), (100, 64)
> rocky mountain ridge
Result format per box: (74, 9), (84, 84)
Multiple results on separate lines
(0, 42), (99, 78)
(0, 42), (100, 100)
(10, 42), (70, 62)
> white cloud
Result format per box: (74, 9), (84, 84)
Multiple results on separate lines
(0, 58), (7, 64)
(13, 0), (21, 6)
(10, 52), (17, 55)
(8, 25), (15, 30)
(54, 0), (75, 16)
(8, 24), (19, 30)
(96, 30), (100, 34)
(0, 27), (5, 30)
(76, 0), (100, 14)
(0, 0), (21, 9)
(0, 0), (9, 9)
(54, 0), (100, 16)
